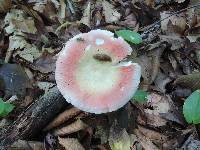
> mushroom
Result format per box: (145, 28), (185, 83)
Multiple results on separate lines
(55, 29), (141, 114)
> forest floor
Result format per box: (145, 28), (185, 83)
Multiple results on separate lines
(0, 0), (200, 150)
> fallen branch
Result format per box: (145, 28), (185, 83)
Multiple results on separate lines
(0, 86), (68, 147)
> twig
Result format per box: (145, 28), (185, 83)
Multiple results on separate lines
(141, 2), (200, 37)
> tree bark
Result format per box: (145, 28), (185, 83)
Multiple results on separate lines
(0, 86), (68, 147)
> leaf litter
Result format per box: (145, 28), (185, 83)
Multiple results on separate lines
(0, 0), (200, 149)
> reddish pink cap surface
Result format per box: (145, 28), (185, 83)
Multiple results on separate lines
(55, 29), (141, 114)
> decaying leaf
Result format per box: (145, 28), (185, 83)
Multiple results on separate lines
(6, 35), (42, 63)
(134, 129), (160, 150)
(58, 137), (85, 150)
(160, 11), (187, 34)
(94, 126), (109, 144)
(154, 70), (172, 93)
(144, 93), (170, 126)
(4, 9), (37, 34)
(80, 2), (91, 27)
(53, 119), (88, 136)
(159, 35), (184, 50)
(137, 125), (168, 145)
(102, 0), (121, 23)
(144, 93), (185, 126)
(31, 52), (56, 73)
(44, 107), (81, 131)
(109, 123), (134, 150)
(137, 45), (165, 85)
(14, 45), (42, 63)
(10, 140), (44, 150)
(0, 0), (11, 13)
(174, 73), (200, 90)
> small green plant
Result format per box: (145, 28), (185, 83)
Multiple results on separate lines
(0, 98), (14, 117)
(115, 30), (142, 44)
(183, 90), (200, 124)
(132, 90), (148, 103)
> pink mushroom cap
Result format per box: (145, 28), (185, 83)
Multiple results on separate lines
(55, 29), (141, 114)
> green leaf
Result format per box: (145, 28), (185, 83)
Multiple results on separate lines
(132, 90), (148, 103)
(0, 98), (14, 117)
(115, 30), (142, 44)
(183, 90), (200, 124)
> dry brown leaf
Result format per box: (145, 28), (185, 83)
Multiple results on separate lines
(137, 125), (168, 145)
(134, 129), (160, 150)
(145, 0), (155, 7)
(154, 70), (171, 93)
(159, 35), (184, 50)
(53, 119), (88, 136)
(58, 137), (85, 150)
(80, 2), (91, 27)
(0, 0), (11, 13)
(31, 52), (56, 73)
(10, 140), (44, 150)
(102, 0), (121, 23)
(144, 93), (170, 126)
(160, 11), (187, 34)
(109, 127), (134, 150)
(19, 2), (44, 25)
(138, 45), (165, 85)
(174, 73), (200, 90)
(44, 107), (81, 131)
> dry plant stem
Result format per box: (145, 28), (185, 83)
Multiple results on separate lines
(53, 119), (88, 136)
(175, 50), (200, 70)
(143, 2), (200, 33)
(0, 87), (67, 147)
(44, 107), (82, 131)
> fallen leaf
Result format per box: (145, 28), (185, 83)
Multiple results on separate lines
(102, 0), (121, 23)
(6, 35), (42, 63)
(160, 11), (187, 35)
(109, 122), (134, 150)
(95, 126), (109, 144)
(144, 93), (170, 126)
(44, 107), (81, 131)
(53, 119), (88, 136)
(137, 125), (168, 145)
(0, 0), (11, 13)
(154, 70), (172, 93)
(134, 129), (160, 150)
(58, 137), (85, 150)
(137, 45), (165, 85)
(11, 140), (44, 150)
(159, 35), (184, 50)
(15, 45), (42, 63)
(174, 73), (200, 90)
(31, 52), (56, 73)
(80, 2), (91, 27)
(4, 9), (37, 34)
